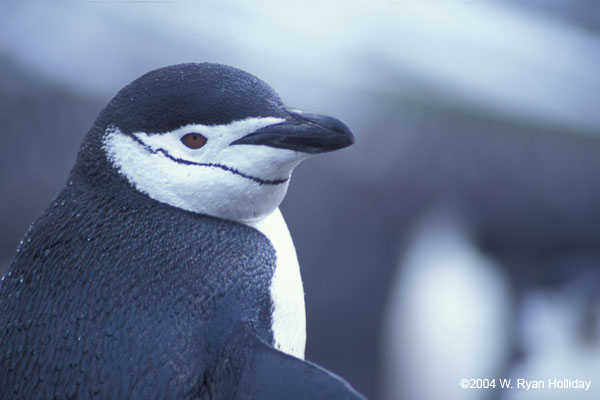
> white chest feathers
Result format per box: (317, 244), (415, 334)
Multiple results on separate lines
(244, 208), (306, 359)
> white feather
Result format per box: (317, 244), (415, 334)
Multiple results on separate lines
(245, 208), (306, 359)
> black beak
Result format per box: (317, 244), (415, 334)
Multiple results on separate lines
(231, 108), (354, 154)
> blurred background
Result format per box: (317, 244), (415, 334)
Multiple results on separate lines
(1, 0), (600, 399)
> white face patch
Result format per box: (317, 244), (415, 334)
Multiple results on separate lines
(102, 117), (311, 222)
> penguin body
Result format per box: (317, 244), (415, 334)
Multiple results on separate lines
(0, 63), (361, 398)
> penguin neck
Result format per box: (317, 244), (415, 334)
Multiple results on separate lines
(141, 178), (292, 223)
(242, 207), (307, 359)
(242, 208), (288, 238)
(226, 181), (291, 224)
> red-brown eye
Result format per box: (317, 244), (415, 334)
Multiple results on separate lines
(180, 133), (207, 149)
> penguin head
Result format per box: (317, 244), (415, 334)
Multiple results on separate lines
(80, 63), (353, 222)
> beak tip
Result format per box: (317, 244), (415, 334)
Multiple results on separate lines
(231, 108), (355, 154)
(285, 108), (355, 153)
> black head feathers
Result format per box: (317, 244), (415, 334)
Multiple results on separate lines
(102, 63), (286, 134)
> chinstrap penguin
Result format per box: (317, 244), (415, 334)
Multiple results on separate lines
(0, 63), (363, 399)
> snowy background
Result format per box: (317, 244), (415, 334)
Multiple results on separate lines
(2, 1), (600, 399)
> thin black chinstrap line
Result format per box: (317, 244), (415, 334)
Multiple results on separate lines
(128, 134), (289, 186)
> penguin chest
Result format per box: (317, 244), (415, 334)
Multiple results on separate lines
(245, 208), (306, 359)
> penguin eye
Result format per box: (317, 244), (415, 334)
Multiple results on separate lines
(181, 133), (207, 149)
